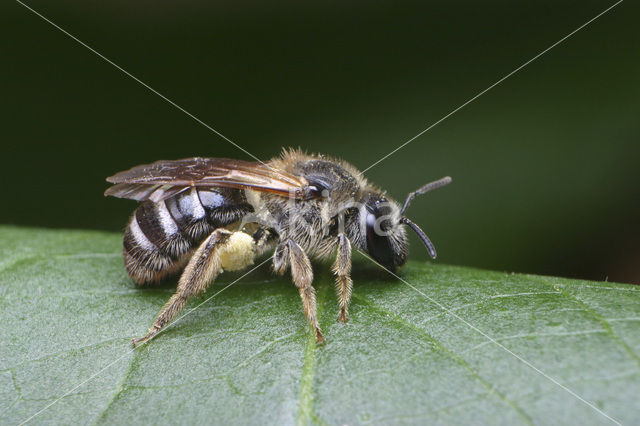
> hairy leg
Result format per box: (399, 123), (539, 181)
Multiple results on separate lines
(252, 226), (278, 257)
(333, 233), (352, 322)
(274, 239), (324, 342)
(132, 229), (233, 346)
(272, 238), (289, 276)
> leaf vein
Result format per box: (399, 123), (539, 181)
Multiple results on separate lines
(538, 279), (640, 369)
(296, 284), (328, 426)
(353, 294), (534, 425)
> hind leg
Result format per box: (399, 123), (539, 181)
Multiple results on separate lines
(132, 229), (250, 346)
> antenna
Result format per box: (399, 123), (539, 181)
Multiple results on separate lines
(400, 176), (452, 216)
(400, 217), (437, 259)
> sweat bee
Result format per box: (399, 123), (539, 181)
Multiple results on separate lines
(105, 149), (451, 345)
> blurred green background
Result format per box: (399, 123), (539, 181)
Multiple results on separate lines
(2, 1), (638, 283)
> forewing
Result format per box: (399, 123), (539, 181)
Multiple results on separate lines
(103, 183), (190, 202)
(105, 158), (314, 202)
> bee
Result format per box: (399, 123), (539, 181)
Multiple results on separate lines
(105, 149), (451, 346)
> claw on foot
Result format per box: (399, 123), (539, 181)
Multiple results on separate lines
(315, 327), (325, 343)
(132, 330), (158, 348)
(338, 309), (349, 323)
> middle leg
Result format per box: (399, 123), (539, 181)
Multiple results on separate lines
(333, 233), (352, 322)
(275, 239), (324, 342)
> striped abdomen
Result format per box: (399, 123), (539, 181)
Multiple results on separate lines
(123, 187), (253, 284)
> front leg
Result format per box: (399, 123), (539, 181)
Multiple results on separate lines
(333, 233), (352, 322)
(275, 239), (324, 342)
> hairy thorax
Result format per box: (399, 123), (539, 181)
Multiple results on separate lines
(244, 155), (368, 260)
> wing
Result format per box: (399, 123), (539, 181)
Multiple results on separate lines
(104, 157), (317, 202)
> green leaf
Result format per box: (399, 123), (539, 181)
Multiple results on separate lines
(1, 226), (639, 425)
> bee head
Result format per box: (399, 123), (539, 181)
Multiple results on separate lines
(358, 193), (408, 271)
(358, 176), (451, 271)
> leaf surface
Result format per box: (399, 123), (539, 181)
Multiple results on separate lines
(1, 226), (638, 425)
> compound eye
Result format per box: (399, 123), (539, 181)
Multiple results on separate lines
(365, 212), (395, 269)
(371, 199), (394, 230)
(306, 176), (332, 198)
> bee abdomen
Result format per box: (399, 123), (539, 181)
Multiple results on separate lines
(122, 187), (254, 284)
(197, 188), (254, 226)
(135, 199), (192, 258)
(123, 211), (188, 284)
(165, 188), (213, 241)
